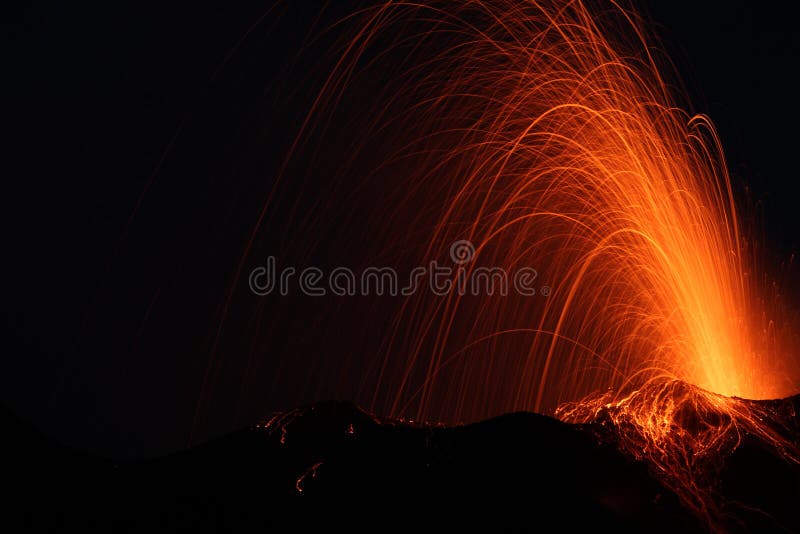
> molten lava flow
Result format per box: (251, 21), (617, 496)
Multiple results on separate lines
(283, 0), (800, 525)
(557, 379), (800, 524)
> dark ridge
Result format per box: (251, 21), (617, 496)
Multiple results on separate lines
(3, 395), (798, 531)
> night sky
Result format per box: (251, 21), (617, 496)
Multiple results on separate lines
(5, 1), (800, 459)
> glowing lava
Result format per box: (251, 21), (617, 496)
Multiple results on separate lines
(291, 0), (800, 419)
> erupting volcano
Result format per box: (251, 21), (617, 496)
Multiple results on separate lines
(8, 1), (800, 531)
(253, 0), (800, 527)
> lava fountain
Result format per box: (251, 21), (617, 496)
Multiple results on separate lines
(275, 0), (800, 525)
(299, 0), (800, 413)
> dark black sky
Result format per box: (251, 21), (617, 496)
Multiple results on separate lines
(5, 1), (800, 459)
(644, 1), (800, 254)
